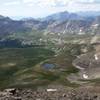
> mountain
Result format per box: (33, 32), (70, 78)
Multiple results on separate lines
(46, 18), (94, 34)
(41, 11), (82, 22)
(0, 11), (100, 47)
(38, 11), (100, 34)
(39, 11), (100, 35)
(77, 11), (100, 17)
(0, 11), (100, 37)
(0, 16), (32, 38)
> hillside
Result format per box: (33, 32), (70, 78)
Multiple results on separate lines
(0, 11), (100, 41)
(0, 11), (100, 100)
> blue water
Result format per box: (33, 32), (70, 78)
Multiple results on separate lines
(42, 63), (55, 70)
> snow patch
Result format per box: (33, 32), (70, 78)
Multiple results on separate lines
(47, 89), (57, 92)
(83, 74), (88, 79)
(94, 54), (98, 60)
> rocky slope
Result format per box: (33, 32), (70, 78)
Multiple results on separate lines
(72, 41), (100, 80)
(0, 11), (100, 38)
(0, 86), (100, 100)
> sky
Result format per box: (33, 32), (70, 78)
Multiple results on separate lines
(0, 0), (100, 19)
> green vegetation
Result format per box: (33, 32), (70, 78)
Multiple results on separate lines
(0, 43), (89, 89)
(0, 47), (55, 89)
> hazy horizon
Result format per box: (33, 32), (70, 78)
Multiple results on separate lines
(0, 0), (100, 19)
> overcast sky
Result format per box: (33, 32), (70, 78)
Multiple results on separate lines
(0, 0), (100, 19)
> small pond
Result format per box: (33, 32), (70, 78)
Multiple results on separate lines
(42, 63), (55, 70)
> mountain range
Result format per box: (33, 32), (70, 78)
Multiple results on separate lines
(0, 11), (100, 47)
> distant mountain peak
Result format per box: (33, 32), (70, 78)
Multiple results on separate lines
(41, 11), (81, 22)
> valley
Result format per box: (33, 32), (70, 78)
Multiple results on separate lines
(0, 35), (99, 88)
(0, 11), (100, 99)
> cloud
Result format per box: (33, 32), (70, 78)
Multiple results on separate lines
(67, 0), (100, 12)
(22, 0), (71, 7)
(76, 0), (100, 4)
(4, 1), (20, 6)
(36, 0), (100, 7)
(21, 0), (100, 8)
(22, 0), (39, 7)
(23, 0), (32, 3)
(21, 0), (100, 12)
(38, 0), (56, 7)
(22, 0), (37, 3)
(77, 0), (95, 3)
(38, 0), (71, 7)
(1, 0), (100, 18)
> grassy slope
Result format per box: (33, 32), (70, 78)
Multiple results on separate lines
(0, 44), (82, 89)
(0, 47), (55, 89)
